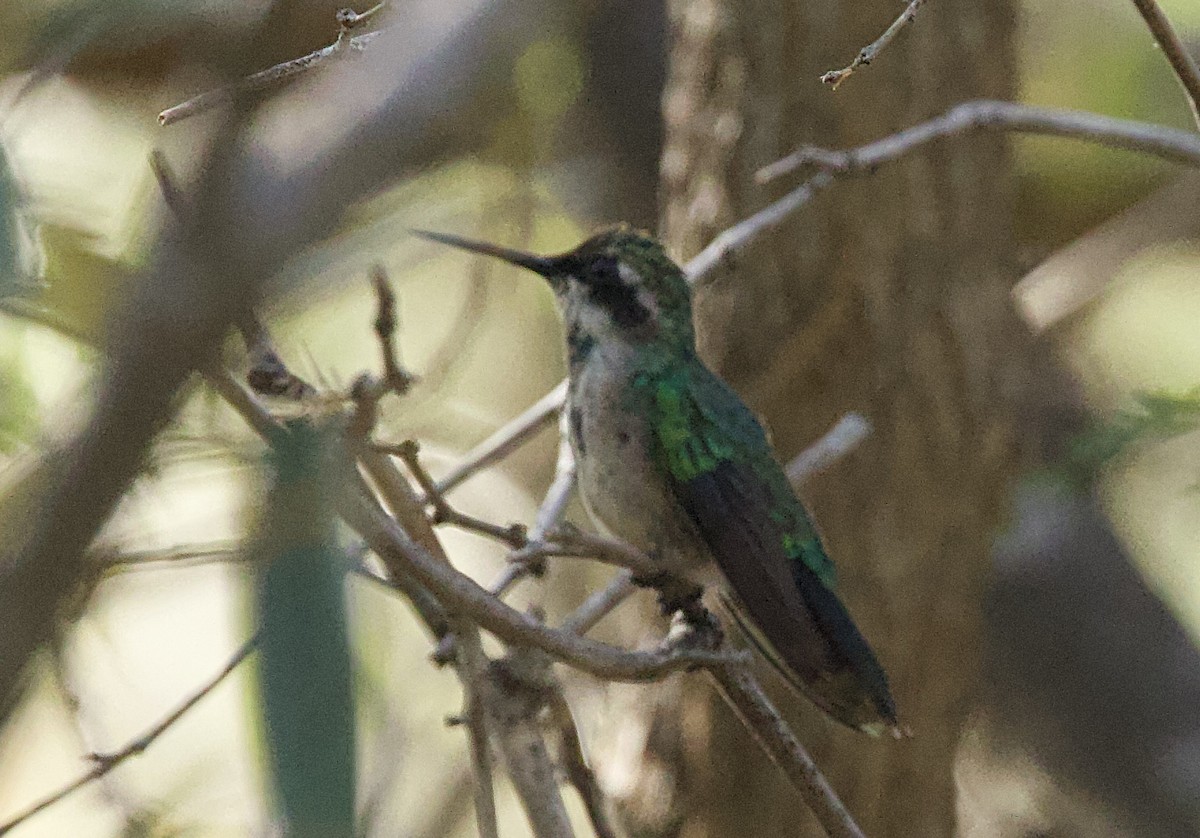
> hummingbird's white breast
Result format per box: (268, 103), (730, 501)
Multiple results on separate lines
(565, 337), (712, 582)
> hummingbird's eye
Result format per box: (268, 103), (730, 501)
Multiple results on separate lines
(583, 255), (651, 330)
(588, 256), (622, 288)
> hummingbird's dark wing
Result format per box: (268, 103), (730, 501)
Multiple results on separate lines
(638, 362), (897, 734)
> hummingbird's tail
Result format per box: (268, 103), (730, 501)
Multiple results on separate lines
(715, 583), (903, 738)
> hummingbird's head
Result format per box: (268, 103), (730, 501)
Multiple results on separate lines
(414, 226), (695, 351)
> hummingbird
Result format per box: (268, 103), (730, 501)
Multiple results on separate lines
(415, 226), (898, 735)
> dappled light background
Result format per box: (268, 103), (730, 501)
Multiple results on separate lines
(0, 0), (1198, 835)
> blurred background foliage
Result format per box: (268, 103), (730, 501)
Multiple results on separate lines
(0, 0), (1198, 835)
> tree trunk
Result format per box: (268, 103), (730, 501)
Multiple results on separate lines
(607, 1), (1030, 835)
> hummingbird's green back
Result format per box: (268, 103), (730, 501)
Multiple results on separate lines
(631, 352), (897, 732)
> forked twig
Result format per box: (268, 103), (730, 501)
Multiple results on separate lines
(821, 0), (928, 89)
(0, 637), (258, 836)
(757, 100), (1200, 185)
(158, 16), (385, 126)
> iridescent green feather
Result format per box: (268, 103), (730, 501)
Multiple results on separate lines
(632, 356), (836, 588)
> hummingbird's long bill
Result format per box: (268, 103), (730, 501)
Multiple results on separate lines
(412, 229), (557, 276)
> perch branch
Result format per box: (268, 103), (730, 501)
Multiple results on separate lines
(1128, 0), (1200, 130)
(821, 0), (928, 89)
(0, 637), (258, 837)
(210, 371), (738, 677)
(339, 486), (742, 680)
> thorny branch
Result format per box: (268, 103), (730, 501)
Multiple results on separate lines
(821, 0), (928, 89)
(0, 637), (258, 836)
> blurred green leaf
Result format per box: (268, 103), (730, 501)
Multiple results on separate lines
(254, 422), (356, 838)
(0, 354), (35, 454)
(0, 144), (42, 300)
(1069, 387), (1200, 480)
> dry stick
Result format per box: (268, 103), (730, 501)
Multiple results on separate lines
(452, 624), (502, 838)
(821, 0), (928, 89)
(687, 173), (837, 286)
(1128, 0), (1200, 130)
(757, 99), (1200, 184)
(548, 688), (618, 838)
(432, 380), (568, 497)
(347, 286), (499, 838)
(393, 440), (527, 550)
(158, 29), (384, 126)
(0, 637), (258, 837)
(706, 665), (865, 838)
(354, 450), (500, 838)
(434, 100), (1200, 469)
(785, 413), (872, 483)
(497, 431), (579, 594)
(484, 649), (576, 838)
(341, 483), (740, 680)
(212, 372), (737, 677)
(390, 437), (577, 837)
(558, 571), (638, 636)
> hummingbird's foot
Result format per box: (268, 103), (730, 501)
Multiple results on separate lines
(659, 584), (704, 619)
(667, 604), (724, 658)
(628, 568), (707, 621)
(630, 569), (673, 591)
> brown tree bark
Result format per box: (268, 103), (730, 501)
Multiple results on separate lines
(605, 1), (1032, 835)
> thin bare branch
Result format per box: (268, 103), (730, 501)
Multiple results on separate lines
(370, 265), (415, 394)
(158, 29), (384, 126)
(758, 99), (1200, 184)
(454, 625), (501, 838)
(479, 436), (578, 600)
(0, 637), (257, 837)
(685, 172), (836, 286)
(99, 541), (243, 571)
(1128, 0), (1200, 130)
(821, 0), (927, 89)
(394, 439), (528, 547)
(785, 413), (872, 483)
(558, 571), (638, 636)
(432, 380), (568, 497)
(348, 402), (502, 837)
(706, 664), (866, 838)
(548, 686), (618, 838)
(340, 486), (742, 681)
(432, 436), (576, 663)
(484, 649), (576, 838)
